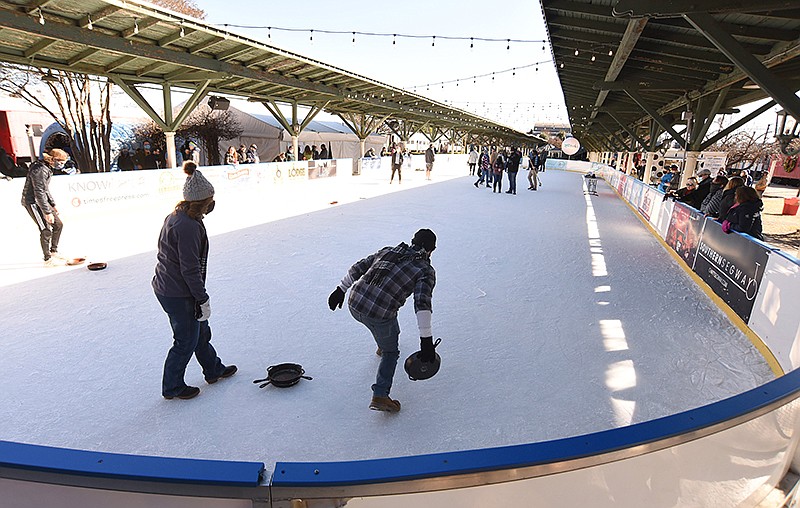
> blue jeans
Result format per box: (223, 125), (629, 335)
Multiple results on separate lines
(350, 307), (400, 397)
(156, 294), (225, 397)
(508, 171), (518, 193)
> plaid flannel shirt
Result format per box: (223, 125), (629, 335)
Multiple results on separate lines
(341, 243), (435, 320)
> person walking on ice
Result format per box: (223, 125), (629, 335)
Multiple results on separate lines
(153, 161), (237, 400)
(21, 148), (69, 266)
(328, 229), (438, 413)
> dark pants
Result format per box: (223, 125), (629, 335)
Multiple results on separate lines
(156, 294), (225, 397)
(493, 172), (503, 192)
(468, 163), (476, 175)
(390, 164), (402, 183)
(507, 171), (518, 193)
(24, 203), (63, 261)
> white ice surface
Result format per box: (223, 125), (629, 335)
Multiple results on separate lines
(0, 168), (774, 472)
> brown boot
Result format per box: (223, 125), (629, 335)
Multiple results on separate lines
(376, 347), (382, 357)
(369, 396), (401, 412)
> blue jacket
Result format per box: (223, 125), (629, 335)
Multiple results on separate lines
(152, 210), (209, 302)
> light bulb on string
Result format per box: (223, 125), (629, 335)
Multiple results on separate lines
(431, 36), (435, 47)
(87, 14), (93, 30)
(559, 62), (564, 68)
(591, 54), (596, 62)
(133, 18), (139, 35)
(310, 29), (314, 44)
(470, 37), (474, 49)
(506, 39), (510, 51)
(267, 27), (271, 39)
(608, 49), (613, 56)
(393, 34), (396, 45)
(180, 22), (185, 37)
(352, 32), (356, 45)
(38, 8), (44, 25)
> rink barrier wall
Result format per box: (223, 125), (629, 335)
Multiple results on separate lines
(4, 154), (800, 507)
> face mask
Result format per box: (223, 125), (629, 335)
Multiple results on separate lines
(205, 200), (215, 215)
(53, 160), (66, 170)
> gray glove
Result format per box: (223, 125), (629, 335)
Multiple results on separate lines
(196, 298), (211, 322)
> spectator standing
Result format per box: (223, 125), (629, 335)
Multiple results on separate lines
(117, 148), (135, 171)
(740, 169), (753, 186)
(285, 145), (294, 161)
(676, 168), (712, 209)
(390, 144), (403, 184)
(186, 142), (200, 165)
(658, 165), (678, 193)
(505, 147), (521, 195)
(425, 143), (435, 181)
(538, 150), (547, 172)
(224, 146), (238, 165)
(528, 151), (540, 191)
(468, 146), (478, 175)
(245, 144), (259, 164)
(716, 177), (745, 221)
(327, 229), (437, 413)
(153, 161), (237, 400)
(700, 175), (728, 216)
(303, 146), (313, 161)
(492, 150), (506, 193)
(237, 144), (247, 163)
(721, 186), (763, 240)
(320, 144), (329, 160)
(21, 148), (69, 266)
(312, 145), (320, 160)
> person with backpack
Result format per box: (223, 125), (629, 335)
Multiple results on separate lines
(492, 149), (506, 193)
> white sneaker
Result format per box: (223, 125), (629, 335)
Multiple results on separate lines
(49, 251), (66, 260)
(44, 257), (64, 267)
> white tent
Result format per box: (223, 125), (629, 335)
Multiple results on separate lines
(222, 107), (386, 162)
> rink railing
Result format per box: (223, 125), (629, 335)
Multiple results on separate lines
(3, 156), (800, 507)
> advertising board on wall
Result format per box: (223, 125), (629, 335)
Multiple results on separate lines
(638, 185), (662, 224)
(693, 221), (770, 323)
(665, 201), (706, 267)
(308, 159), (337, 180)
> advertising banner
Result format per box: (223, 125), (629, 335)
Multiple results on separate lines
(308, 159), (337, 180)
(617, 173), (627, 194)
(693, 220), (771, 323)
(361, 157), (382, 174)
(665, 201), (706, 267)
(638, 186), (661, 225)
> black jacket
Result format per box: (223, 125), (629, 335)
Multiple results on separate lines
(21, 160), (55, 213)
(724, 199), (763, 240)
(678, 176), (712, 210)
(717, 188), (738, 222)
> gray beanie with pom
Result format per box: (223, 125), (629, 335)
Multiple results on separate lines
(183, 169), (214, 201)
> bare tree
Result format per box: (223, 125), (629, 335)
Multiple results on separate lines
(177, 108), (242, 166)
(150, 0), (206, 18)
(707, 128), (777, 172)
(0, 64), (113, 172)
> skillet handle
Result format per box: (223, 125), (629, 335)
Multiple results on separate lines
(301, 375), (313, 381)
(253, 377), (268, 384)
(259, 381), (272, 388)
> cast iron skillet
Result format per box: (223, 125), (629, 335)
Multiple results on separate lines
(253, 363), (312, 388)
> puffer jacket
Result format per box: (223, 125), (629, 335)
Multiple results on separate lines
(716, 188), (738, 222)
(722, 199), (763, 240)
(700, 184), (724, 216)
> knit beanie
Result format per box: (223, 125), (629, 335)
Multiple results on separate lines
(412, 228), (437, 252)
(183, 163), (214, 201)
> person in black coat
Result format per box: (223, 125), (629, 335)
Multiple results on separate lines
(715, 177), (745, 221)
(721, 186), (763, 240)
(678, 168), (712, 210)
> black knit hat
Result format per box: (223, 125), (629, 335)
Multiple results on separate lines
(412, 228), (436, 252)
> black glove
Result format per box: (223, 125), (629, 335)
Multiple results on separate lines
(419, 336), (436, 362)
(328, 287), (345, 311)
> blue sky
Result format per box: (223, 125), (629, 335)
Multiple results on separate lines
(194, 0), (568, 130)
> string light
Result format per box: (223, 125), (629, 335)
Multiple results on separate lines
(393, 34), (396, 45)
(574, 48), (579, 56)
(38, 8), (45, 25)
(133, 18), (139, 35)
(310, 29), (314, 44)
(87, 14), (93, 30)
(431, 35), (435, 47)
(268, 26), (271, 39)
(180, 21), (185, 37)
(352, 31), (356, 45)
(591, 54), (596, 62)
(506, 39), (510, 50)
(608, 49), (614, 56)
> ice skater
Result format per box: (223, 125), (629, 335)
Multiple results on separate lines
(21, 148), (69, 266)
(153, 161), (237, 400)
(328, 229), (438, 413)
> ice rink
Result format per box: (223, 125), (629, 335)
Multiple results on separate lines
(0, 166), (773, 472)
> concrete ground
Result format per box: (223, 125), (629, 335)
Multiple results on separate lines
(761, 184), (800, 258)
